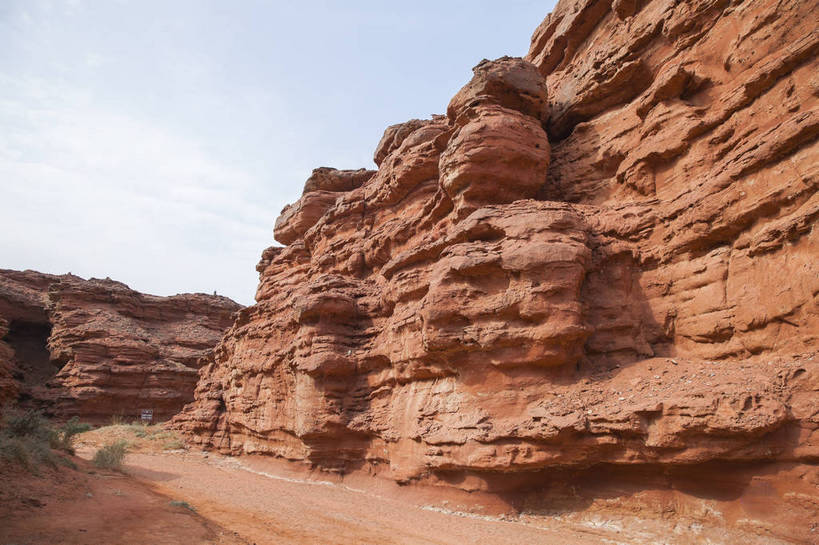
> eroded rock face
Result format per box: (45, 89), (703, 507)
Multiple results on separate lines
(447, 56), (550, 123)
(0, 269), (241, 421)
(274, 168), (376, 245)
(176, 1), (818, 539)
(441, 105), (551, 218)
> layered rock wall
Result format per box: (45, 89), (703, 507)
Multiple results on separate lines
(530, 0), (819, 363)
(0, 270), (241, 420)
(176, 0), (818, 539)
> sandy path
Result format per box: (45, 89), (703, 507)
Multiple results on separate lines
(94, 449), (613, 545)
(0, 457), (246, 545)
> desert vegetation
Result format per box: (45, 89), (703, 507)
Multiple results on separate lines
(0, 408), (91, 471)
(0, 408), (186, 473)
(76, 421), (187, 453)
(91, 439), (129, 469)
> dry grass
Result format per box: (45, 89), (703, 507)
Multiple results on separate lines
(0, 408), (89, 471)
(75, 423), (186, 454)
(92, 440), (129, 469)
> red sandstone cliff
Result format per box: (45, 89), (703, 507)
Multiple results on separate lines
(175, 0), (818, 540)
(0, 269), (241, 420)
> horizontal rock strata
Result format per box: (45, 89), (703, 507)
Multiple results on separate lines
(0, 270), (241, 420)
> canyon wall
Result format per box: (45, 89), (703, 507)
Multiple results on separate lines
(0, 269), (241, 421)
(0, 270), (55, 408)
(175, 0), (818, 540)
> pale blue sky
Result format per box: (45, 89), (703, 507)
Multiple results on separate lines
(0, 1), (556, 305)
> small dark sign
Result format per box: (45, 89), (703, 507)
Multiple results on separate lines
(141, 409), (153, 423)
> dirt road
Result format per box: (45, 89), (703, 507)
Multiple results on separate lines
(3, 425), (809, 544)
(6, 435), (794, 545)
(83, 449), (614, 545)
(0, 456), (245, 545)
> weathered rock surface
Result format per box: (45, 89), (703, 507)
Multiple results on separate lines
(0, 269), (241, 420)
(176, 1), (818, 540)
(0, 270), (63, 408)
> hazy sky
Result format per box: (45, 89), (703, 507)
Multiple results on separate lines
(0, 0), (556, 305)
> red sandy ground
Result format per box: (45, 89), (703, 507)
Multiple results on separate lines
(0, 424), (610, 545)
(0, 457), (245, 545)
(111, 451), (612, 545)
(1, 426), (811, 544)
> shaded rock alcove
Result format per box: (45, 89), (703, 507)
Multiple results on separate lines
(3, 320), (57, 400)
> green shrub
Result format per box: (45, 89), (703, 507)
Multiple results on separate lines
(0, 436), (30, 467)
(92, 440), (129, 469)
(2, 408), (55, 444)
(3, 408), (49, 437)
(169, 500), (195, 511)
(0, 408), (64, 471)
(27, 436), (57, 465)
(58, 455), (78, 470)
(60, 417), (93, 438)
(53, 417), (93, 454)
(0, 434), (60, 471)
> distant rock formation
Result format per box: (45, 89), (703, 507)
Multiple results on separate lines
(174, 0), (817, 540)
(0, 269), (241, 421)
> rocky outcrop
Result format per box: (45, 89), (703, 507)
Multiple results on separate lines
(0, 270), (241, 420)
(176, 1), (818, 541)
(0, 270), (63, 407)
